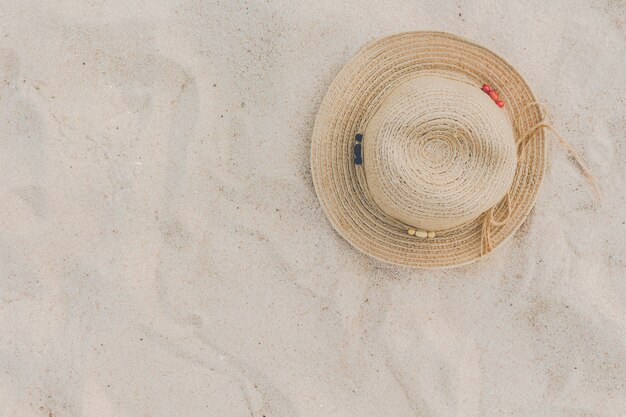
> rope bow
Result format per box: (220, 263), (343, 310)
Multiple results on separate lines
(481, 102), (601, 255)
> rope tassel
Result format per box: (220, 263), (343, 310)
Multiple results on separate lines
(518, 122), (602, 199)
(480, 103), (601, 255)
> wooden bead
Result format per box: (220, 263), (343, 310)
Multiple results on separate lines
(427, 231), (436, 238)
(407, 228), (416, 236)
(496, 100), (504, 108)
(481, 84), (491, 93)
(415, 230), (428, 238)
(488, 91), (499, 101)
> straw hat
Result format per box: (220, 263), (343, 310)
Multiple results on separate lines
(310, 31), (549, 268)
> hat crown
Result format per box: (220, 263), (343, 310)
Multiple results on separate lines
(362, 75), (517, 231)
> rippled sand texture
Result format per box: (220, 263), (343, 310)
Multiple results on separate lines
(1, 1), (625, 416)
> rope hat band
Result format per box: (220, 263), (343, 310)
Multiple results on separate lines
(310, 31), (598, 268)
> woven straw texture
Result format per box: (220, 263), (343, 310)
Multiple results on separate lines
(310, 31), (547, 268)
(362, 75), (518, 231)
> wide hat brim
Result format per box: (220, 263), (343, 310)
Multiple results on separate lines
(310, 31), (547, 268)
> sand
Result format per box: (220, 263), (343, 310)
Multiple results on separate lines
(1, 1), (625, 416)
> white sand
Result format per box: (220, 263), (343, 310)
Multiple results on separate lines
(1, 1), (625, 416)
